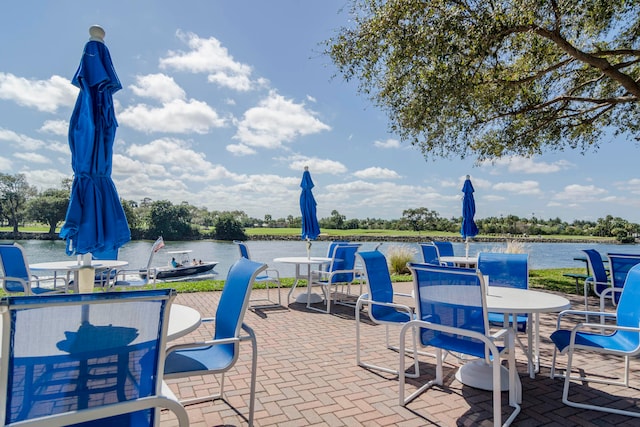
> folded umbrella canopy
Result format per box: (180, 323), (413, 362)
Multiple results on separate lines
(461, 175), (479, 257)
(59, 26), (130, 257)
(300, 167), (320, 241)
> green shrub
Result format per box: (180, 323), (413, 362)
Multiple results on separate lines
(386, 244), (417, 275)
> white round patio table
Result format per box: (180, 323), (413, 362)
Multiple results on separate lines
(30, 260), (130, 293)
(167, 304), (201, 341)
(455, 286), (571, 391)
(273, 256), (333, 304)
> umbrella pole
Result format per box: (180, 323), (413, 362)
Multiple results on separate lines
(465, 237), (470, 258)
(77, 253), (95, 294)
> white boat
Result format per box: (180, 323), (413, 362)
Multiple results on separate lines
(140, 250), (217, 280)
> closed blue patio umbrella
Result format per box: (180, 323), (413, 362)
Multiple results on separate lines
(300, 167), (320, 256)
(461, 175), (479, 257)
(59, 25), (130, 264)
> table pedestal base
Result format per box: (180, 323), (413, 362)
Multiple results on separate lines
(295, 293), (324, 304)
(455, 360), (509, 391)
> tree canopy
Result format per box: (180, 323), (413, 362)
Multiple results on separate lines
(26, 188), (69, 235)
(327, 0), (640, 160)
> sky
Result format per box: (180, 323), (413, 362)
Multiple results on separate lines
(1, 1), (640, 224)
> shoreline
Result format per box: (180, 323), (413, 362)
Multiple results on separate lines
(1, 231), (619, 245)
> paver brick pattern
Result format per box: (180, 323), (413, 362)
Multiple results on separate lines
(161, 283), (640, 426)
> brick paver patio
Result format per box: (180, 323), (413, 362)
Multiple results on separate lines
(160, 283), (640, 426)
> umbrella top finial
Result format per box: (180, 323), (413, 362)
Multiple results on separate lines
(466, 174), (470, 180)
(89, 25), (105, 42)
(304, 166), (309, 171)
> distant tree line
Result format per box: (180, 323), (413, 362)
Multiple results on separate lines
(1, 173), (639, 242)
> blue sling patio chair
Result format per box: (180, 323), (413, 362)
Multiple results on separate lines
(354, 251), (420, 378)
(550, 263), (640, 418)
(581, 249), (610, 313)
(601, 253), (640, 309)
(234, 240), (282, 309)
(91, 247), (120, 289)
(432, 241), (455, 266)
(309, 243), (361, 313)
(400, 263), (521, 427)
(477, 252), (535, 374)
(0, 243), (67, 295)
(164, 257), (267, 427)
(0, 289), (188, 427)
(432, 241), (454, 257)
(418, 243), (440, 265)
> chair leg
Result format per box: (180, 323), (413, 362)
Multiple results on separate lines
(355, 303), (419, 378)
(550, 347), (558, 379)
(399, 324), (438, 406)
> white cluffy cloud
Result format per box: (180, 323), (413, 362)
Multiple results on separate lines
(353, 167), (401, 180)
(0, 73), (77, 113)
(39, 120), (69, 136)
(374, 138), (401, 149)
(159, 31), (267, 91)
(552, 184), (608, 202)
(493, 180), (542, 195)
(128, 73), (186, 102)
(486, 156), (574, 174)
(288, 156), (347, 175)
(232, 91), (330, 151)
(0, 128), (46, 150)
(118, 99), (225, 134)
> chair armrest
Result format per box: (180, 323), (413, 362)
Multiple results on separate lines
(9, 395), (189, 427)
(0, 276), (29, 294)
(402, 319), (508, 357)
(490, 327), (510, 341)
(600, 287), (623, 298)
(311, 268), (358, 283)
(241, 322), (257, 341)
(392, 292), (414, 299)
(555, 309), (616, 328)
(571, 322), (640, 335)
(358, 298), (413, 315)
(584, 278), (611, 292)
(265, 268), (280, 279)
(166, 336), (241, 355)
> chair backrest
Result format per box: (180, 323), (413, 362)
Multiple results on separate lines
(432, 241), (454, 257)
(0, 289), (176, 426)
(0, 243), (31, 293)
(613, 264), (640, 350)
(582, 249), (609, 294)
(234, 240), (251, 259)
(418, 243), (440, 265)
(477, 252), (529, 290)
(326, 244), (360, 283)
(356, 251), (398, 320)
(408, 262), (488, 357)
(92, 247), (119, 285)
(323, 241), (350, 271)
(607, 253), (640, 304)
(326, 241), (350, 257)
(214, 258), (267, 345)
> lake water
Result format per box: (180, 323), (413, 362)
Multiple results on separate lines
(13, 239), (640, 280)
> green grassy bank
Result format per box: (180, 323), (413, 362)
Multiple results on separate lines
(0, 268), (584, 298)
(113, 267), (585, 296)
